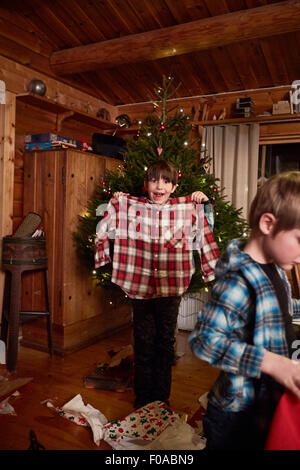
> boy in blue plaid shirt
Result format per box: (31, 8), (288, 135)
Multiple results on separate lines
(190, 171), (300, 450)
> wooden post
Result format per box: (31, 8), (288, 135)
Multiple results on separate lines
(0, 83), (16, 316)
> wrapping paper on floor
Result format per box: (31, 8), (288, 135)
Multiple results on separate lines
(43, 395), (205, 449)
(0, 391), (20, 415)
(43, 394), (108, 445)
(102, 401), (206, 450)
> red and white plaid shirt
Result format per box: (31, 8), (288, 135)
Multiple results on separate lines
(95, 195), (219, 299)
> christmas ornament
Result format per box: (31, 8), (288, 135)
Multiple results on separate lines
(157, 147), (163, 156)
(159, 124), (166, 131)
(27, 79), (46, 96)
(178, 170), (182, 179)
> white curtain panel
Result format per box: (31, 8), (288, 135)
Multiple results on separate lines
(201, 124), (259, 220)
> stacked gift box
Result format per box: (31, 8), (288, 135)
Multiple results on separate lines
(25, 133), (82, 151)
(235, 97), (254, 118)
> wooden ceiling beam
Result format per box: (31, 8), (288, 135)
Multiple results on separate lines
(50, 0), (300, 75)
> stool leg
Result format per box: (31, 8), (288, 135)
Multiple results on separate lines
(7, 269), (22, 372)
(44, 270), (53, 356)
(0, 271), (11, 344)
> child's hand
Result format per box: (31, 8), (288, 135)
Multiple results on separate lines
(113, 192), (127, 198)
(261, 350), (300, 400)
(191, 191), (209, 203)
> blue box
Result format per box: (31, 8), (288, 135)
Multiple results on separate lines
(25, 133), (81, 148)
(25, 142), (80, 151)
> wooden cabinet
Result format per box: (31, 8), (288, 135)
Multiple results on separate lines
(21, 149), (132, 354)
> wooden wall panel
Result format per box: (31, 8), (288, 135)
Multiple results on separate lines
(260, 121), (300, 143)
(0, 88), (16, 317)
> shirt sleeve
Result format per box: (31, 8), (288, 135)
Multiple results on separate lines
(189, 272), (266, 378)
(193, 203), (219, 282)
(199, 215), (219, 282)
(94, 198), (117, 268)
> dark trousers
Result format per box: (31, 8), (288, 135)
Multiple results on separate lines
(203, 402), (270, 451)
(130, 296), (181, 409)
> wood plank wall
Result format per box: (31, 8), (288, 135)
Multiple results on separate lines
(0, 87), (16, 311)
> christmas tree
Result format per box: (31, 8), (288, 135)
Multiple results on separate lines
(74, 76), (248, 296)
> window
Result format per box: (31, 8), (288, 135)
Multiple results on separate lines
(258, 143), (300, 185)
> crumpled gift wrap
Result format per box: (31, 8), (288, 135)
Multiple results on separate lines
(103, 401), (177, 448)
(103, 401), (206, 450)
(44, 394), (108, 446)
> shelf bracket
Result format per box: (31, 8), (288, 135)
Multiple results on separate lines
(55, 111), (74, 132)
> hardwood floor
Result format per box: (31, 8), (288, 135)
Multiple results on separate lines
(0, 326), (219, 451)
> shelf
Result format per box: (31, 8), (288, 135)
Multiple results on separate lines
(117, 113), (300, 136)
(19, 92), (300, 134)
(194, 113), (300, 126)
(17, 92), (117, 131)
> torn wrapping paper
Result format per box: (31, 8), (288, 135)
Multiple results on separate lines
(198, 391), (208, 409)
(44, 394), (108, 446)
(130, 418), (206, 450)
(0, 391), (20, 415)
(102, 401), (206, 450)
(43, 395), (206, 449)
(44, 400), (90, 427)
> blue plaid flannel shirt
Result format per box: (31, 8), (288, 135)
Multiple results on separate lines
(189, 238), (300, 412)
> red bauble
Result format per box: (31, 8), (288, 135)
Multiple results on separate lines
(159, 124), (166, 131)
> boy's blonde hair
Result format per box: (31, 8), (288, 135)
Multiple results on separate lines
(249, 171), (300, 235)
(145, 160), (178, 186)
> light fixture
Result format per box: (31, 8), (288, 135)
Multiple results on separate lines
(27, 79), (46, 96)
(115, 114), (131, 128)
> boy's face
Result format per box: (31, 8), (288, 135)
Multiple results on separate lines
(145, 175), (176, 205)
(265, 227), (300, 271)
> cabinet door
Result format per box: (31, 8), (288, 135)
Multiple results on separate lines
(62, 150), (106, 325)
(22, 150), (65, 323)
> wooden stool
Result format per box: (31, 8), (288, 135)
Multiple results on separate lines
(1, 237), (53, 372)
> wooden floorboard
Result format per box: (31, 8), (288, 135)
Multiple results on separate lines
(0, 327), (219, 450)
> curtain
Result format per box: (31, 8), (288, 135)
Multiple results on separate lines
(201, 124), (259, 220)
